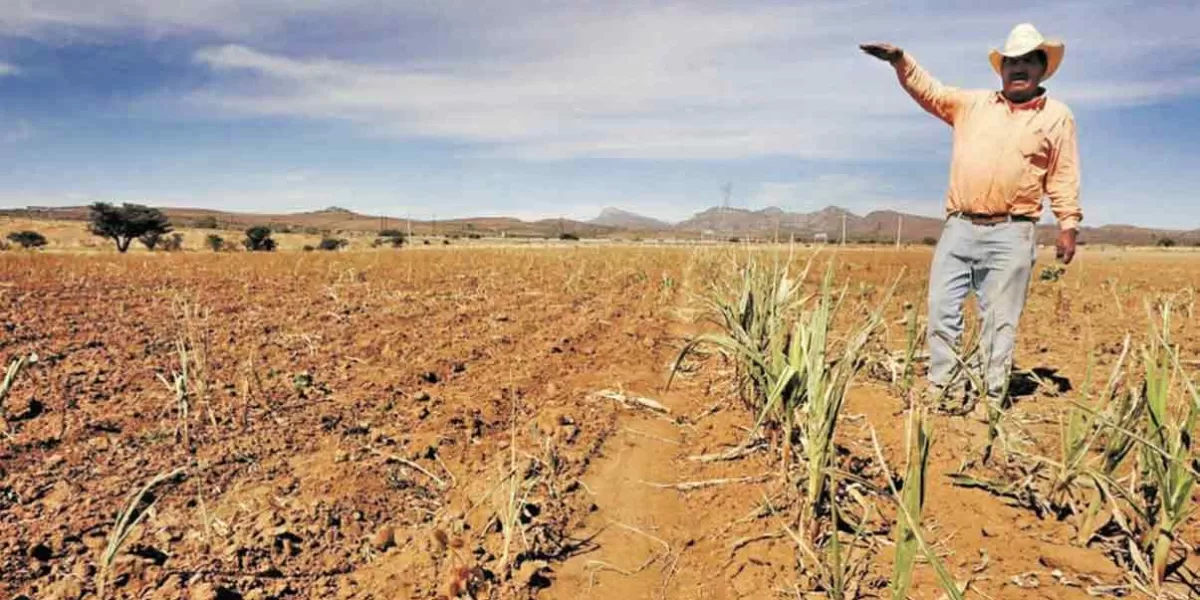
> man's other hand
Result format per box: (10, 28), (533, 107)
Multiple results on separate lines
(860, 43), (903, 64)
(1056, 229), (1078, 264)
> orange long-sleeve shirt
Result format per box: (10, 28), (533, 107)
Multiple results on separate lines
(894, 53), (1082, 230)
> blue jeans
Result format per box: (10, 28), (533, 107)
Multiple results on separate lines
(926, 216), (1037, 399)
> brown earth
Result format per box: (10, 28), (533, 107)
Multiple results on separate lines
(2, 245), (1199, 599)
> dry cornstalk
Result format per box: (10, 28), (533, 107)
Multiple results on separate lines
(585, 520), (672, 586)
(641, 473), (772, 492)
(592, 390), (671, 414)
(98, 467), (187, 597)
(623, 427), (681, 445)
(0, 353), (36, 433)
(369, 447), (448, 489)
(729, 531), (785, 557)
(688, 439), (767, 463)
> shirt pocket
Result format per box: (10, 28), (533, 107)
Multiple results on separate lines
(1017, 127), (1048, 162)
(1016, 127), (1050, 193)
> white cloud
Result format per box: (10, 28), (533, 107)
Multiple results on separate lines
(4, 1), (1200, 164)
(181, 4), (951, 161)
(0, 62), (17, 76)
(171, 2), (1200, 160)
(0, 0), (344, 38)
(1055, 76), (1200, 107)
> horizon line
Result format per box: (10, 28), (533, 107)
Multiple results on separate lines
(3, 202), (1198, 234)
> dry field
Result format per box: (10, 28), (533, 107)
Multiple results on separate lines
(2, 244), (1199, 600)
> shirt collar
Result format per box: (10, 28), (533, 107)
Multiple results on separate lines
(993, 89), (1048, 111)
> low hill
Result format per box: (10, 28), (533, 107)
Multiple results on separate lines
(2, 204), (1197, 246)
(591, 205), (1200, 246)
(590, 207), (672, 230)
(0, 206), (616, 239)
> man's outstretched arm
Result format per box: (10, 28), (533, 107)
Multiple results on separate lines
(860, 43), (967, 126)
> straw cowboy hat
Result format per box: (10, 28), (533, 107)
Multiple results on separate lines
(989, 23), (1065, 81)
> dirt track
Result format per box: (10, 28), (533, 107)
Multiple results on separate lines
(2, 246), (1199, 599)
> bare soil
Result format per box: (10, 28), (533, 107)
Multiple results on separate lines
(2, 246), (1198, 599)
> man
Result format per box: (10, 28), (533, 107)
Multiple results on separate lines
(860, 23), (1082, 410)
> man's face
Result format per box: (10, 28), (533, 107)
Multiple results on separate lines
(1001, 51), (1047, 100)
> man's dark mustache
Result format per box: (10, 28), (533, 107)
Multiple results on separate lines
(1010, 72), (1030, 81)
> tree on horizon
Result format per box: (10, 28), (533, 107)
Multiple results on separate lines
(88, 202), (173, 253)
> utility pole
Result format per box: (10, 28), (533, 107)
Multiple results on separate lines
(840, 212), (847, 246)
(406, 211), (412, 239)
(720, 182), (732, 235)
(895, 215), (903, 249)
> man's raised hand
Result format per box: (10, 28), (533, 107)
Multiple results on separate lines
(860, 43), (903, 64)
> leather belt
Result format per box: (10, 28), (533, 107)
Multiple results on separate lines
(949, 211), (1037, 226)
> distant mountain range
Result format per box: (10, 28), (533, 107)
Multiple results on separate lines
(2, 204), (1197, 247)
(591, 205), (1200, 246)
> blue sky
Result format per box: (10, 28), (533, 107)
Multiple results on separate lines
(1, 1), (1198, 228)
